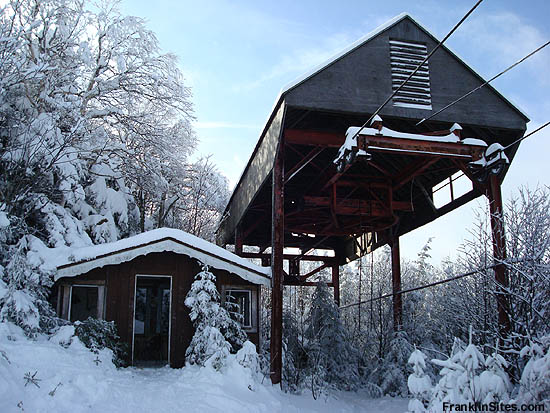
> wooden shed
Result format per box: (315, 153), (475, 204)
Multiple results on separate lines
(215, 13), (529, 383)
(53, 228), (270, 368)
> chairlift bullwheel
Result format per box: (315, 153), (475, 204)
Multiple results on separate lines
(490, 160), (506, 176)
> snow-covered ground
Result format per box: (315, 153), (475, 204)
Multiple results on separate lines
(0, 322), (408, 413)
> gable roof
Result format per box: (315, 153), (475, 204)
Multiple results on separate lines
(55, 228), (271, 286)
(219, 13), (529, 235)
(281, 13), (528, 120)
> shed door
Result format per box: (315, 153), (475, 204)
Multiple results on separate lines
(133, 276), (171, 366)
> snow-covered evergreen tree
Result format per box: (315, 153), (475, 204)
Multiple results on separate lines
(282, 309), (307, 392)
(479, 348), (511, 404)
(407, 348), (432, 413)
(184, 265), (247, 369)
(370, 331), (413, 396)
(0, 236), (57, 335)
(429, 338), (466, 406)
(305, 281), (359, 395)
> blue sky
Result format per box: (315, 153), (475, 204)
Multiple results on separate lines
(119, 0), (550, 263)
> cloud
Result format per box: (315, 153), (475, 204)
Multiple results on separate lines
(457, 12), (550, 84)
(232, 31), (360, 92)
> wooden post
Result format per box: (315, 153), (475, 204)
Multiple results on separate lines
(487, 173), (511, 337)
(332, 258), (340, 306)
(270, 141), (284, 385)
(391, 237), (403, 331)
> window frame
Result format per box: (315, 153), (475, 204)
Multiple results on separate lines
(67, 284), (105, 322)
(222, 286), (257, 332)
(225, 289), (252, 329)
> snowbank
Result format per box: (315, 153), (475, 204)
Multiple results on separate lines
(0, 322), (408, 413)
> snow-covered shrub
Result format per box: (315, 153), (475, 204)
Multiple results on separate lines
(513, 336), (550, 407)
(74, 318), (128, 367)
(428, 332), (511, 409)
(480, 350), (511, 404)
(370, 331), (413, 396)
(408, 348), (432, 412)
(236, 340), (260, 375)
(184, 265), (247, 369)
(304, 281), (359, 396)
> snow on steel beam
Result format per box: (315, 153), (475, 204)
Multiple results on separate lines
(285, 128), (486, 160)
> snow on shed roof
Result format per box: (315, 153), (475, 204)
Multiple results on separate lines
(55, 228), (271, 286)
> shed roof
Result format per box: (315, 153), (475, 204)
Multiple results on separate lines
(55, 228), (271, 286)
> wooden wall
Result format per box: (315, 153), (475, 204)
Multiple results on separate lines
(56, 251), (261, 368)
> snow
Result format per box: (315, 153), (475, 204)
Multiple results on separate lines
(393, 102), (432, 110)
(462, 138), (487, 146)
(0, 321), (409, 413)
(347, 126), (461, 143)
(449, 123), (462, 133)
(469, 143), (509, 168)
(49, 228), (271, 286)
(0, 211), (9, 228)
(334, 123), (488, 164)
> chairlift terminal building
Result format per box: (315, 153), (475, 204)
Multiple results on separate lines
(216, 14), (528, 384)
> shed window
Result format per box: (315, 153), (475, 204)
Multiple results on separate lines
(390, 39), (432, 109)
(70, 286), (98, 322)
(225, 290), (252, 328)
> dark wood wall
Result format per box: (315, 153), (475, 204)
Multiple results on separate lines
(57, 251), (260, 368)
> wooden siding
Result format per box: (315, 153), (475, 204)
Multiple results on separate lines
(56, 251), (260, 368)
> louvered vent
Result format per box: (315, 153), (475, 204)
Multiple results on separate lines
(390, 39), (432, 109)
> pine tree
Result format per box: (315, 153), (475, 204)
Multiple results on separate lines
(305, 281), (359, 395)
(430, 338), (467, 406)
(480, 349), (510, 404)
(184, 265), (246, 369)
(367, 331), (414, 396)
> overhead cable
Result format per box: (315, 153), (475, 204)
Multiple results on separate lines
(417, 40), (550, 126)
(341, 0), (485, 151)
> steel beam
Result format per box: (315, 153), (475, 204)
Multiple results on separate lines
(487, 173), (511, 338)
(284, 128), (485, 160)
(235, 225), (243, 255)
(284, 147), (324, 184)
(391, 237), (403, 331)
(270, 140), (284, 385)
(332, 259), (340, 306)
(239, 252), (336, 263)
